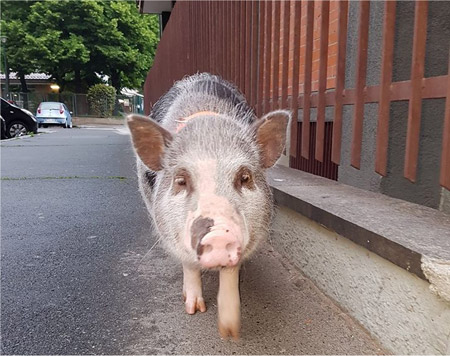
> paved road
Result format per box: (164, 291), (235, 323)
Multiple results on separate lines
(1, 127), (384, 354)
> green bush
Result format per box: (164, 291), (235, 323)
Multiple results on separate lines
(87, 84), (116, 117)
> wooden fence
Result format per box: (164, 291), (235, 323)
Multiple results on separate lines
(144, 0), (450, 190)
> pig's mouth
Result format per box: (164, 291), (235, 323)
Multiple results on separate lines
(189, 216), (244, 269)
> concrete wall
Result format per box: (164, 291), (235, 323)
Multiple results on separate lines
(379, 1), (449, 210)
(337, 1), (383, 192)
(272, 205), (450, 355)
(337, 1), (450, 211)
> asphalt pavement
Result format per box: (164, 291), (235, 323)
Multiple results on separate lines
(1, 126), (385, 354)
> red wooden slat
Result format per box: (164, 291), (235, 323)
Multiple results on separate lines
(439, 51), (450, 189)
(257, 1), (266, 116)
(290, 1), (301, 158)
(272, 1), (281, 110)
(227, 1), (232, 80)
(315, 0), (330, 162)
(245, 1), (252, 99)
(404, 0), (428, 182)
(217, 1), (221, 75)
(281, 1), (290, 109)
(263, 1), (273, 114)
(236, 1), (241, 86)
(251, 1), (259, 110)
(232, 1), (236, 81)
(350, 0), (370, 169)
(375, 0), (396, 176)
(298, 75), (449, 108)
(240, 2), (246, 93)
(224, 1), (228, 77)
(331, 0), (349, 164)
(301, 0), (314, 158)
(198, 2), (202, 72)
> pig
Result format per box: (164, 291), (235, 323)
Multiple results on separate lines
(127, 73), (289, 339)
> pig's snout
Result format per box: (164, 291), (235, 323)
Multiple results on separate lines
(191, 217), (242, 268)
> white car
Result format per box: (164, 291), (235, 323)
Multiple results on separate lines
(36, 102), (73, 128)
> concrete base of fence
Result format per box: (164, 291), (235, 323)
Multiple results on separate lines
(73, 117), (125, 126)
(268, 165), (450, 355)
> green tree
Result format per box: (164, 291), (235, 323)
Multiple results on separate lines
(1, 0), (159, 93)
(0, 1), (40, 92)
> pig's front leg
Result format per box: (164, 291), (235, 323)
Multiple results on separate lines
(217, 267), (241, 339)
(182, 263), (206, 314)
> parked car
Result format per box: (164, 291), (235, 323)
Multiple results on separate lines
(36, 102), (73, 128)
(0, 98), (38, 138)
(1, 115), (6, 139)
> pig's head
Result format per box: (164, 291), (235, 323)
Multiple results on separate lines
(128, 111), (289, 269)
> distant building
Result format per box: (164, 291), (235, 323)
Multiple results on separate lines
(0, 72), (52, 95)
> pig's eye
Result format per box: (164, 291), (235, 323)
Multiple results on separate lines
(234, 167), (255, 192)
(241, 173), (250, 184)
(173, 170), (192, 195)
(175, 177), (186, 186)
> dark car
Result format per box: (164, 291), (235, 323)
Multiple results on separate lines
(1, 98), (38, 138)
(1, 115), (6, 139)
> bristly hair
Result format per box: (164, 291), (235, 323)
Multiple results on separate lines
(150, 73), (256, 129)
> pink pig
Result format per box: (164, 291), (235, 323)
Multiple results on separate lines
(127, 73), (289, 339)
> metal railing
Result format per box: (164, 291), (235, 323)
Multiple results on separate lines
(7, 92), (144, 117)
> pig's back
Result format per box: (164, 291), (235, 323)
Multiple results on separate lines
(151, 73), (255, 127)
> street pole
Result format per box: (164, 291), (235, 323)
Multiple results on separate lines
(1, 36), (10, 100)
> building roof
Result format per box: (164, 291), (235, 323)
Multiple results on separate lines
(0, 72), (52, 80)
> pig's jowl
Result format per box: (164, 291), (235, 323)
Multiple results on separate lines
(127, 73), (290, 339)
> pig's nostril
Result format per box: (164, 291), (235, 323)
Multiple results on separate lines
(203, 244), (213, 254)
(226, 242), (236, 252)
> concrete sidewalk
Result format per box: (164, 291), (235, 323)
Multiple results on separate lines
(73, 116), (126, 126)
(1, 127), (386, 354)
(122, 240), (386, 354)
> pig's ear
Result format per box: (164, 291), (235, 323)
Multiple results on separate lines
(253, 110), (290, 168)
(127, 114), (173, 171)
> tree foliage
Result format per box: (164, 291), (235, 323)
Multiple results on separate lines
(0, 0), (159, 93)
(87, 84), (116, 117)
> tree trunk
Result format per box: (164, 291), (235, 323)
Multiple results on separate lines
(18, 71), (28, 92)
(18, 71), (29, 109)
(74, 68), (82, 93)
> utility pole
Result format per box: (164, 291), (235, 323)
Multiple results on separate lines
(1, 36), (10, 100)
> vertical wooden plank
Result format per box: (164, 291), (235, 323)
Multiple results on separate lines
(375, 0), (396, 176)
(227, 1), (232, 80)
(315, 0), (330, 162)
(217, 1), (222, 76)
(224, 2), (228, 79)
(404, 0), (428, 182)
(281, 0), (290, 109)
(257, 1), (266, 116)
(331, 0), (349, 164)
(235, 1), (240, 86)
(232, 2), (237, 84)
(250, 1), (259, 109)
(271, 1), (281, 110)
(245, 1), (252, 99)
(290, 0), (301, 158)
(301, 0), (315, 158)
(440, 51), (450, 189)
(189, 2), (194, 74)
(240, 1), (246, 92)
(350, 0), (370, 169)
(263, 1), (273, 114)
(209, 1), (213, 72)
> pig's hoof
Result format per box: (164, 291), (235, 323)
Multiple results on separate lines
(218, 320), (240, 340)
(184, 296), (206, 315)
